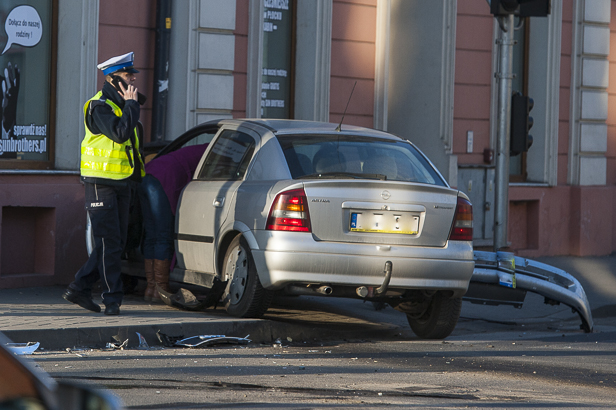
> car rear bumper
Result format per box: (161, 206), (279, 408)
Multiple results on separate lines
(250, 231), (474, 294)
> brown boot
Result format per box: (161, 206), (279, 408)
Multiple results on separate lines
(143, 259), (155, 301)
(153, 259), (172, 302)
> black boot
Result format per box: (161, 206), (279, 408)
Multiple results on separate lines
(63, 288), (101, 313)
(104, 302), (120, 316)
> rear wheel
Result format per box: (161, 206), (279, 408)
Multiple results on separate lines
(222, 235), (272, 318)
(406, 291), (462, 339)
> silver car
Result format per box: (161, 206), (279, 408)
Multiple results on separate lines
(122, 119), (475, 339)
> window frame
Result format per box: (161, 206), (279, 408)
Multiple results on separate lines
(196, 129), (256, 181)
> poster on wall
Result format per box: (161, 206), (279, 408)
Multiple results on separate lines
(0, 0), (51, 161)
(261, 0), (293, 119)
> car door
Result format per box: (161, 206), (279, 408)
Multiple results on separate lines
(175, 129), (258, 274)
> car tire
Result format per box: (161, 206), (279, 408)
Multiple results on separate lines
(222, 234), (273, 318)
(406, 291), (462, 339)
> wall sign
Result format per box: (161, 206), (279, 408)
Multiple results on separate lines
(0, 1), (52, 162)
(261, 0), (293, 119)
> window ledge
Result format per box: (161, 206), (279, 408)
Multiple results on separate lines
(0, 170), (80, 175)
(509, 182), (549, 187)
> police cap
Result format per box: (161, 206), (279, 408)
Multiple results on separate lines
(97, 52), (139, 75)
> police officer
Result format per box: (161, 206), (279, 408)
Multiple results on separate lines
(63, 52), (145, 315)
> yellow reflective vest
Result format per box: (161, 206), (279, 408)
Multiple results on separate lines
(80, 91), (145, 180)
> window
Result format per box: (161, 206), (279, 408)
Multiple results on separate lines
(197, 130), (255, 180)
(261, 0), (296, 118)
(277, 135), (447, 186)
(0, 1), (55, 169)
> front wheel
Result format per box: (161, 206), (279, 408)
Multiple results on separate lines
(221, 235), (272, 318)
(406, 292), (462, 339)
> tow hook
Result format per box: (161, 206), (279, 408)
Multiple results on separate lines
(374, 261), (392, 297)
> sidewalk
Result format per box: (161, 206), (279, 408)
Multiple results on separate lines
(1, 255), (615, 351)
(0, 284), (406, 351)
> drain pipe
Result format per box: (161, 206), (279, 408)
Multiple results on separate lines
(151, 0), (172, 143)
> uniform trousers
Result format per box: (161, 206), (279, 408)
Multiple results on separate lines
(69, 182), (132, 306)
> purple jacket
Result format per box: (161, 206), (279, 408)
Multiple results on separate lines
(145, 144), (208, 214)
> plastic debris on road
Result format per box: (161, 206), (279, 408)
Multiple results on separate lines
(136, 332), (149, 349)
(157, 330), (251, 348)
(6, 342), (39, 355)
(106, 336), (129, 350)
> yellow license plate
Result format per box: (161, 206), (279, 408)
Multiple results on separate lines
(350, 212), (419, 234)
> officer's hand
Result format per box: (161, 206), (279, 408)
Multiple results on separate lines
(118, 82), (138, 102)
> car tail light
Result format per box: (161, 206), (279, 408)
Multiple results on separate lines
(266, 188), (311, 232)
(449, 196), (473, 241)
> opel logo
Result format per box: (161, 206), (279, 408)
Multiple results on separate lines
(381, 190), (391, 200)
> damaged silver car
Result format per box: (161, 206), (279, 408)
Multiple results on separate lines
(107, 119), (476, 339)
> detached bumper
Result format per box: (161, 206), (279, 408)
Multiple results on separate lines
(469, 251), (593, 333)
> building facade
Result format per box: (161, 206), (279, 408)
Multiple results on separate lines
(0, 0), (614, 289)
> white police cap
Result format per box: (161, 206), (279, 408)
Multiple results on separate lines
(97, 52), (139, 75)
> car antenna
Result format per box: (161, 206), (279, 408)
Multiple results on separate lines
(335, 81), (357, 132)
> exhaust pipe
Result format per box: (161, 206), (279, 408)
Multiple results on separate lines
(286, 285), (333, 296)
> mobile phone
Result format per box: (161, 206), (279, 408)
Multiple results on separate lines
(111, 75), (127, 92)
(110, 75), (147, 105)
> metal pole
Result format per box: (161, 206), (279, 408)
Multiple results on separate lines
(494, 14), (514, 251)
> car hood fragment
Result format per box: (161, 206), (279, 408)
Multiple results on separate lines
(157, 331), (251, 348)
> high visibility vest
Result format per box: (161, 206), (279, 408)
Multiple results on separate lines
(80, 91), (145, 180)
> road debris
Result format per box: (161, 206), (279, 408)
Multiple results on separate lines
(6, 342), (39, 355)
(136, 332), (149, 349)
(106, 335), (129, 350)
(157, 330), (251, 348)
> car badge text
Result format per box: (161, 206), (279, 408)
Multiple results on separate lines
(311, 198), (330, 203)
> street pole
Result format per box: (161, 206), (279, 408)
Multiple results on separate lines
(494, 14), (515, 251)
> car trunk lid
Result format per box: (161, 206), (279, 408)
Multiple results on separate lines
(303, 180), (458, 247)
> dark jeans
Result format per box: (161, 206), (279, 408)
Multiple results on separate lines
(138, 174), (174, 261)
(70, 182), (132, 306)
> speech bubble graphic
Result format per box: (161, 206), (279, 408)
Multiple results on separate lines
(2, 5), (43, 55)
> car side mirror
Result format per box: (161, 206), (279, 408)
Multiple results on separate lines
(1, 331), (124, 410)
(55, 381), (124, 410)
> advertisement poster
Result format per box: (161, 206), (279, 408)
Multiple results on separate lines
(0, 0), (51, 161)
(261, 0), (293, 119)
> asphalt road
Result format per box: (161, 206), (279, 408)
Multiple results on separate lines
(32, 293), (616, 409)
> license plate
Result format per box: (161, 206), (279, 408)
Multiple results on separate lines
(350, 212), (419, 234)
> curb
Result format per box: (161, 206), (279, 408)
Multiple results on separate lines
(3, 316), (404, 351)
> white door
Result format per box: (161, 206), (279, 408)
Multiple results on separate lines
(176, 129), (257, 274)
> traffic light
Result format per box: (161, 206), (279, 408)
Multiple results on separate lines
(490, 0), (519, 16)
(510, 92), (533, 156)
(489, 0), (550, 17)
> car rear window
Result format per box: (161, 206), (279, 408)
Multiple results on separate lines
(277, 135), (446, 186)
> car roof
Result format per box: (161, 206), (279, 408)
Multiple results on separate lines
(219, 119), (400, 140)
